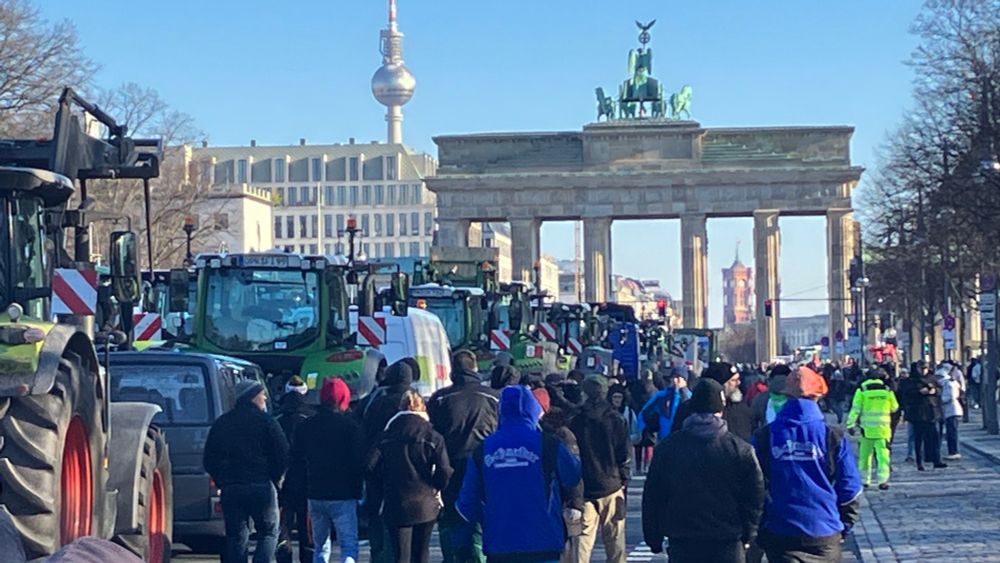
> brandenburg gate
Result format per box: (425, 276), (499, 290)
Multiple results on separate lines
(423, 23), (863, 362)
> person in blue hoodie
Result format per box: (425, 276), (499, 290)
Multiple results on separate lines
(638, 365), (690, 442)
(456, 385), (583, 563)
(752, 366), (863, 563)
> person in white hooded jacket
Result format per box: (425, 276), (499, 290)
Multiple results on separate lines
(937, 367), (963, 461)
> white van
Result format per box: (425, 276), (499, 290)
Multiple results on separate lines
(352, 307), (452, 397)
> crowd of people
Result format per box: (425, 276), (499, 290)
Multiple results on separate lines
(200, 349), (985, 563)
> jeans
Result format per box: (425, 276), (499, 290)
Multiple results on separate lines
(388, 521), (435, 563)
(575, 488), (626, 563)
(944, 415), (960, 456)
(906, 422), (915, 458)
(830, 399), (847, 425)
(222, 482), (280, 563)
(308, 499), (359, 563)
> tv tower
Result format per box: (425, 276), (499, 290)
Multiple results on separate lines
(371, 0), (415, 144)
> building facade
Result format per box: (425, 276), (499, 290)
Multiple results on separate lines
(780, 314), (830, 351)
(189, 140), (438, 259)
(722, 248), (753, 326)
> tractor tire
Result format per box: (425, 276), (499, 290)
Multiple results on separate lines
(0, 351), (104, 560)
(113, 426), (173, 563)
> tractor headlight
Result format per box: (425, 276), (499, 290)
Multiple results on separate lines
(6, 303), (23, 322)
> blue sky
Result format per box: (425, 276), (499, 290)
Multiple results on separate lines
(41, 0), (923, 326)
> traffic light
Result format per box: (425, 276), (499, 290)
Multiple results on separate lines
(657, 299), (667, 316)
(764, 299), (773, 317)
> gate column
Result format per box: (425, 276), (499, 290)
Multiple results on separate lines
(827, 208), (856, 362)
(584, 217), (613, 302)
(754, 210), (781, 363)
(435, 218), (470, 247)
(509, 217), (541, 284)
(681, 213), (709, 328)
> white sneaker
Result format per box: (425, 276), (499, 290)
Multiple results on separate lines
(944, 453), (962, 460)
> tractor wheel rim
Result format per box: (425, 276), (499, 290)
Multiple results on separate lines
(60, 416), (93, 545)
(148, 469), (166, 563)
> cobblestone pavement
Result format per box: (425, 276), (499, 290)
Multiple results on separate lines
(852, 410), (1000, 562)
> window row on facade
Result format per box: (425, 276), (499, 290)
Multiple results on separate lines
(287, 241), (429, 259)
(273, 183), (425, 207)
(214, 155), (399, 185)
(274, 211), (435, 240)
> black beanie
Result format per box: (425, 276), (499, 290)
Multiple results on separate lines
(690, 379), (725, 414)
(702, 362), (737, 386)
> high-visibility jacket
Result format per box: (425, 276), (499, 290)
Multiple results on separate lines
(846, 379), (899, 439)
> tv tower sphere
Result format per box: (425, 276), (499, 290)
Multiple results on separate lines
(371, 63), (415, 107)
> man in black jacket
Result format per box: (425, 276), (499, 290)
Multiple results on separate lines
(204, 380), (288, 563)
(428, 350), (499, 563)
(275, 376), (314, 563)
(900, 366), (948, 470)
(569, 375), (631, 562)
(289, 377), (365, 563)
(643, 379), (765, 562)
(672, 362), (754, 441)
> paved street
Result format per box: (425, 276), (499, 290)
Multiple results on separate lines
(852, 410), (1000, 562)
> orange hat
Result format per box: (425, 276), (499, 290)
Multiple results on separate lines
(532, 387), (551, 414)
(796, 366), (828, 399)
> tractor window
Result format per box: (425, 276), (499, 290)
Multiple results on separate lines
(11, 197), (47, 318)
(204, 268), (320, 352)
(422, 297), (466, 347)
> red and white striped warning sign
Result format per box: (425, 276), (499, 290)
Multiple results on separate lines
(52, 269), (98, 316)
(489, 329), (511, 351)
(566, 337), (583, 355)
(524, 344), (544, 358)
(132, 313), (163, 341)
(357, 316), (387, 347)
(537, 322), (558, 342)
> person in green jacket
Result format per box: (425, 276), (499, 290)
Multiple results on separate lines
(846, 369), (899, 490)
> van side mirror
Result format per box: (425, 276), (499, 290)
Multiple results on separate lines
(390, 272), (409, 316)
(110, 231), (140, 305)
(168, 269), (190, 313)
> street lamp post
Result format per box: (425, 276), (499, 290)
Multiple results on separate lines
(852, 276), (870, 367)
(182, 216), (196, 266)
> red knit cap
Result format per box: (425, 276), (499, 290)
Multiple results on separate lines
(319, 377), (351, 410)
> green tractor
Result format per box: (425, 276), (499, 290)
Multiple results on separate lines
(412, 248), (558, 375)
(170, 252), (409, 399)
(0, 88), (172, 561)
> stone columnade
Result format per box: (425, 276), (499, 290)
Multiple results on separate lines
(425, 120), (863, 363)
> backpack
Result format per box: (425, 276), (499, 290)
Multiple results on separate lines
(754, 423), (842, 486)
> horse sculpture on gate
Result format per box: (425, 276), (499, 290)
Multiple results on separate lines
(670, 85), (693, 120)
(596, 87), (616, 121)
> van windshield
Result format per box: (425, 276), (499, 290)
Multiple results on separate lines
(110, 364), (212, 425)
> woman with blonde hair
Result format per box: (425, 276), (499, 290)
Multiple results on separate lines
(367, 389), (453, 563)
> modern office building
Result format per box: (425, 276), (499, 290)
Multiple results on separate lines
(188, 139), (438, 259)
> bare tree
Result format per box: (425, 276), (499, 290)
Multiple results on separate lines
(862, 0), (1000, 359)
(83, 83), (230, 269)
(0, 0), (96, 136)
